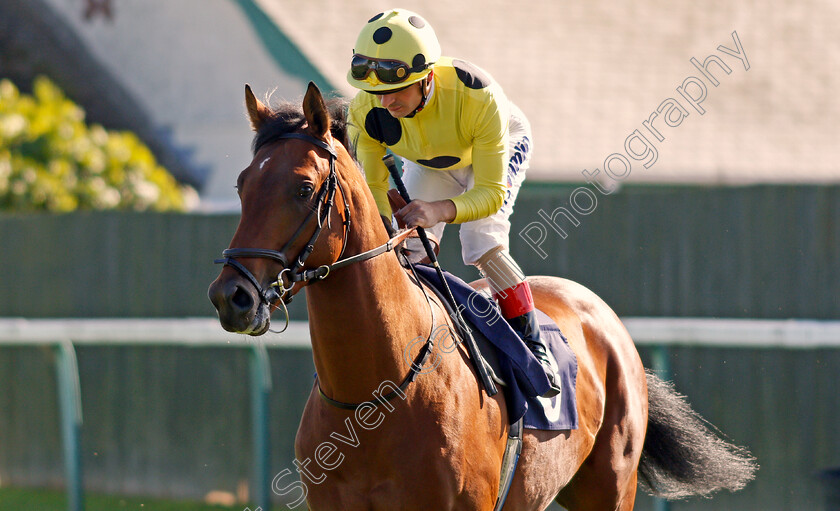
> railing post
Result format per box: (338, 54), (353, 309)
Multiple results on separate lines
(53, 340), (84, 511)
(249, 343), (272, 510)
(650, 344), (671, 511)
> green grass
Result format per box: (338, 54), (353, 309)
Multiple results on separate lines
(0, 487), (274, 511)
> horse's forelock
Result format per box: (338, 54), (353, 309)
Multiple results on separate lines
(327, 98), (351, 150)
(252, 98), (351, 156)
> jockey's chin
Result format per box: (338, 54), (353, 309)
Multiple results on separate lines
(377, 83), (423, 118)
(385, 103), (412, 118)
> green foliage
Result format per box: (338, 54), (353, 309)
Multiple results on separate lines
(0, 76), (196, 212)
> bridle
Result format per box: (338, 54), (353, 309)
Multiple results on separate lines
(215, 132), (348, 309)
(215, 130), (433, 409)
(214, 132), (415, 324)
(215, 130), (432, 410)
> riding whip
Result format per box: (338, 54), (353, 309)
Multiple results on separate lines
(382, 153), (498, 397)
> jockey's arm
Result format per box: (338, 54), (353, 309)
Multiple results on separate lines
(447, 96), (509, 224)
(397, 137), (507, 228)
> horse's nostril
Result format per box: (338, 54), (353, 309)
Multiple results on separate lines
(232, 286), (254, 310)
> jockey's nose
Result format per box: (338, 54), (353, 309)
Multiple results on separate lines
(379, 93), (396, 108)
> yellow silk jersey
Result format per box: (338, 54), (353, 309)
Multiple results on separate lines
(348, 57), (511, 224)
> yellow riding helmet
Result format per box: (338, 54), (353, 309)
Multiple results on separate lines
(347, 9), (441, 93)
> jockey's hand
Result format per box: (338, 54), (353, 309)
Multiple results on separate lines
(396, 199), (456, 229)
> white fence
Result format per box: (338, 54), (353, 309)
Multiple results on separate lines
(2, 317), (839, 511)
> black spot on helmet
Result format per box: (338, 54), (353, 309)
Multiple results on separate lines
(373, 27), (392, 44)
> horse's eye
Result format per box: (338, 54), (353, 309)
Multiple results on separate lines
(298, 184), (314, 198)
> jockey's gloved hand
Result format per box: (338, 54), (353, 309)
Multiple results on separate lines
(381, 215), (397, 238)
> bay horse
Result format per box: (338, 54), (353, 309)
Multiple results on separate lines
(208, 83), (756, 510)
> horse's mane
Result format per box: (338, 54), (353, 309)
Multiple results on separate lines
(252, 98), (351, 155)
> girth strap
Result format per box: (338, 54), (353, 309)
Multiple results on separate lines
(316, 332), (434, 411)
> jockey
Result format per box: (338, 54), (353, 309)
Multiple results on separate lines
(346, 8), (560, 398)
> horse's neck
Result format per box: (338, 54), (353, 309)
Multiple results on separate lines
(305, 234), (432, 403)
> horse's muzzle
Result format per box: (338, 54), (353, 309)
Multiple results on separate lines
(208, 272), (270, 335)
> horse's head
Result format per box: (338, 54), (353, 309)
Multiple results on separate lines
(208, 82), (379, 335)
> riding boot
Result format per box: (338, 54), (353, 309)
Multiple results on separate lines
(494, 282), (562, 399)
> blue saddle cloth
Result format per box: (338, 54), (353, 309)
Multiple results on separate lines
(412, 264), (578, 430)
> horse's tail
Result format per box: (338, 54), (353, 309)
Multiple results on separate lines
(637, 369), (758, 499)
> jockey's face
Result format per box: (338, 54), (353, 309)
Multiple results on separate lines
(377, 83), (423, 118)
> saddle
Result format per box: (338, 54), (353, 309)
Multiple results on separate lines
(410, 264), (579, 430)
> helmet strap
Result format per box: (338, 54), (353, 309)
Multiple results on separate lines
(406, 69), (433, 118)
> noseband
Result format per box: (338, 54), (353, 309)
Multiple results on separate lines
(215, 132), (415, 318)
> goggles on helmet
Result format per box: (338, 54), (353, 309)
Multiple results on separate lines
(350, 54), (429, 85)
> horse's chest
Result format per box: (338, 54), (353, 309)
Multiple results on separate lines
(295, 406), (491, 509)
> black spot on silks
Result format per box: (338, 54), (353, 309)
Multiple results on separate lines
(368, 12), (384, 23)
(453, 59), (491, 89)
(365, 108), (402, 145)
(417, 156), (461, 168)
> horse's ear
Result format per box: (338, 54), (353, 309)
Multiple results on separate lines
(302, 82), (331, 140)
(245, 84), (271, 132)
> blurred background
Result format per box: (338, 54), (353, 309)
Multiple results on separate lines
(1, 0), (838, 510)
